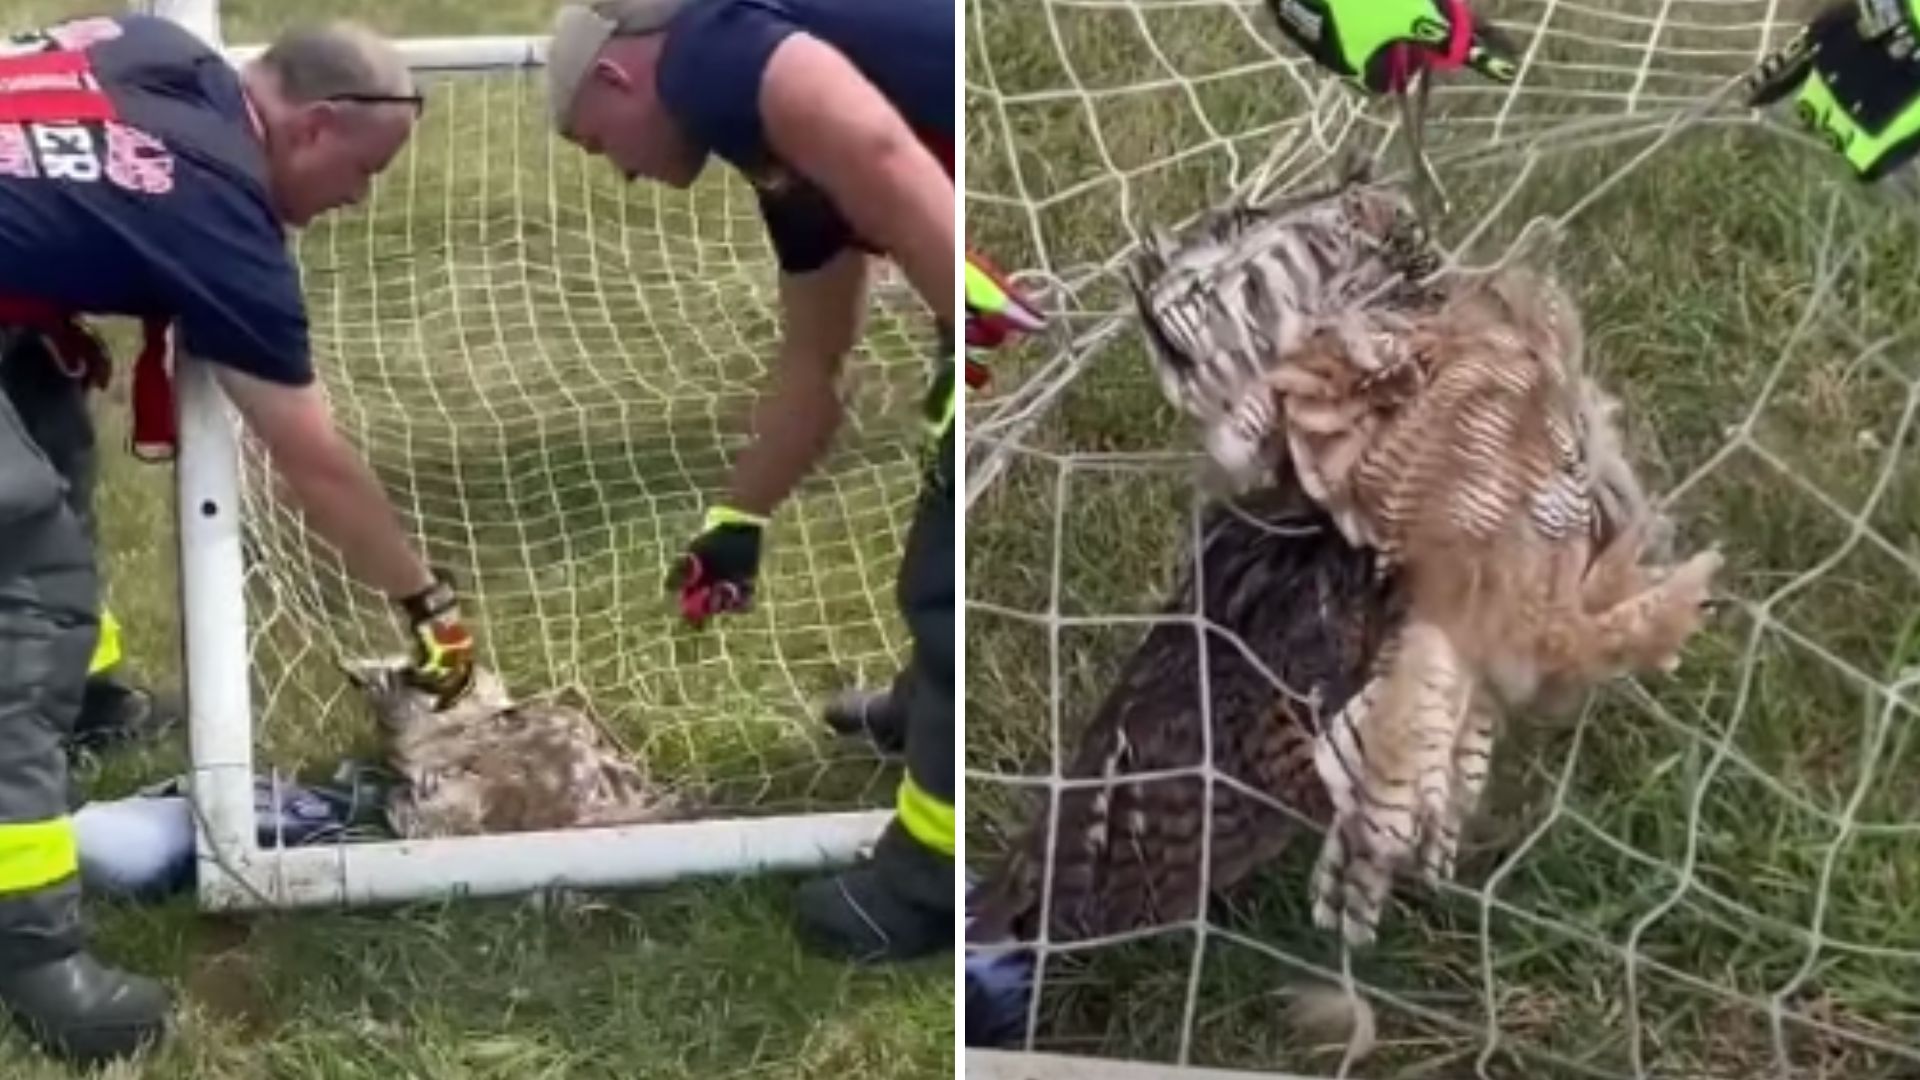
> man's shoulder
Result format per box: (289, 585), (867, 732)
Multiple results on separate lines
(6, 12), (220, 67)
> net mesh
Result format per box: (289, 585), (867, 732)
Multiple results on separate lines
(965, 0), (1920, 1076)
(233, 70), (934, 818)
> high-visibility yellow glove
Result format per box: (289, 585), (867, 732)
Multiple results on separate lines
(1747, 1), (1920, 183)
(1263, 0), (1517, 94)
(964, 249), (1047, 391)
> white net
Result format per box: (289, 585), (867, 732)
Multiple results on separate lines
(965, 1), (1920, 1077)
(233, 69), (935, 819)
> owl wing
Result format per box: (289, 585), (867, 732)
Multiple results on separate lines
(967, 483), (1402, 946)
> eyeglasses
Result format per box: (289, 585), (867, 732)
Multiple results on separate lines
(326, 92), (427, 117)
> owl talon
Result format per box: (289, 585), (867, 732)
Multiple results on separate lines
(1417, 820), (1461, 887)
(1310, 828), (1348, 932)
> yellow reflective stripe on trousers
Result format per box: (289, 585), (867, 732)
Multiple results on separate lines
(895, 774), (954, 857)
(88, 608), (122, 676)
(0, 818), (78, 894)
(924, 369), (955, 443)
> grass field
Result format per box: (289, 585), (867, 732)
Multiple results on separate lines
(965, 1), (1920, 1077)
(0, 1), (954, 1077)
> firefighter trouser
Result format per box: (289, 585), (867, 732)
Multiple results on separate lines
(893, 373), (955, 862)
(88, 610), (120, 678)
(0, 329), (96, 967)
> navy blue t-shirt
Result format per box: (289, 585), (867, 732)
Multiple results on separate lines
(0, 14), (309, 385)
(655, 0), (953, 275)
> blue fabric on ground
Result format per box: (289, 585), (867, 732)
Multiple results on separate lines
(73, 794), (193, 900)
(73, 765), (397, 900)
(964, 876), (1035, 1048)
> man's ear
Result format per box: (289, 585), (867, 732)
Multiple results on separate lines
(590, 56), (634, 93)
(289, 100), (339, 147)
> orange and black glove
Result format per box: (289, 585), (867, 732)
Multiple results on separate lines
(395, 569), (476, 708)
(668, 506), (768, 627)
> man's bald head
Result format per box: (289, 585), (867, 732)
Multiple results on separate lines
(255, 21), (416, 111)
(243, 21), (422, 227)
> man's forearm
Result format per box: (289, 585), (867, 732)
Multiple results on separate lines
(277, 434), (435, 600)
(724, 360), (846, 517)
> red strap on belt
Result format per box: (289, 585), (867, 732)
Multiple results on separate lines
(128, 318), (174, 461)
(0, 295), (175, 461)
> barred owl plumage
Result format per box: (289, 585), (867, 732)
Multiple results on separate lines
(344, 659), (681, 838)
(1132, 175), (1722, 946)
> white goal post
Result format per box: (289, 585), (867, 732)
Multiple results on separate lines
(138, 0), (894, 913)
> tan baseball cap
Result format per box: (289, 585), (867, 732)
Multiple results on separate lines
(546, 0), (690, 133)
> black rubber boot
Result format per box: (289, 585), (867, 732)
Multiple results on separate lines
(0, 951), (169, 1065)
(821, 686), (907, 755)
(793, 819), (953, 964)
(70, 675), (178, 756)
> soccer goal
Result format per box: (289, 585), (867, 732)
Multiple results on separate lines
(967, 1), (1920, 1078)
(142, 0), (922, 910)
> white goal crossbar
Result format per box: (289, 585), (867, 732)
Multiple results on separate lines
(139, 0), (891, 913)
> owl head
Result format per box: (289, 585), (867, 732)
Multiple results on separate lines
(340, 655), (512, 740)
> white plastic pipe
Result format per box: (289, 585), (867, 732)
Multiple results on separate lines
(173, 359), (263, 914)
(138, 0), (218, 46)
(201, 811), (892, 910)
(139, 0), (268, 915)
(967, 1052), (1320, 1080)
(222, 35), (550, 73)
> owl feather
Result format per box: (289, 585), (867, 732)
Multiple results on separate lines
(1133, 174), (1721, 946)
(344, 659), (681, 838)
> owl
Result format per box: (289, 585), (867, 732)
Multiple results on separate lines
(967, 481), (1403, 946)
(1131, 168), (1445, 493)
(343, 659), (680, 838)
(1131, 175), (1723, 946)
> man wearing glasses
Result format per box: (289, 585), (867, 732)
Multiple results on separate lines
(0, 14), (474, 1064)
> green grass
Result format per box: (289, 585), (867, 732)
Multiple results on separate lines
(0, 1), (952, 1077)
(966, 1), (1920, 1077)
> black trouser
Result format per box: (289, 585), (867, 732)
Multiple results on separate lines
(892, 416), (954, 865)
(0, 329), (97, 967)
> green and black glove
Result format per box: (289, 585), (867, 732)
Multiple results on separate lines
(1263, 0), (1518, 94)
(396, 569), (476, 708)
(1747, 1), (1920, 183)
(668, 505), (768, 626)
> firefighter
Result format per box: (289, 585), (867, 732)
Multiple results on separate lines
(0, 15), (475, 1063)
(545, 0), (955, 961)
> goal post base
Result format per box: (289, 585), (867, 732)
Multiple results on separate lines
(966, 1051), (1324, 1080)
(193, 787), (894, 913)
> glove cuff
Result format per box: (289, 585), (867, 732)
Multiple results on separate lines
(704, 505), (770, 532)
(397, 568), (460, 624)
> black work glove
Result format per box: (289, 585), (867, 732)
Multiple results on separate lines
(668, 506), (768, 626)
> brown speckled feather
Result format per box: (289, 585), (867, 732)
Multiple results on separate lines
(1131, 174), (1722, 947)
(967, 480), (1405, 945)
